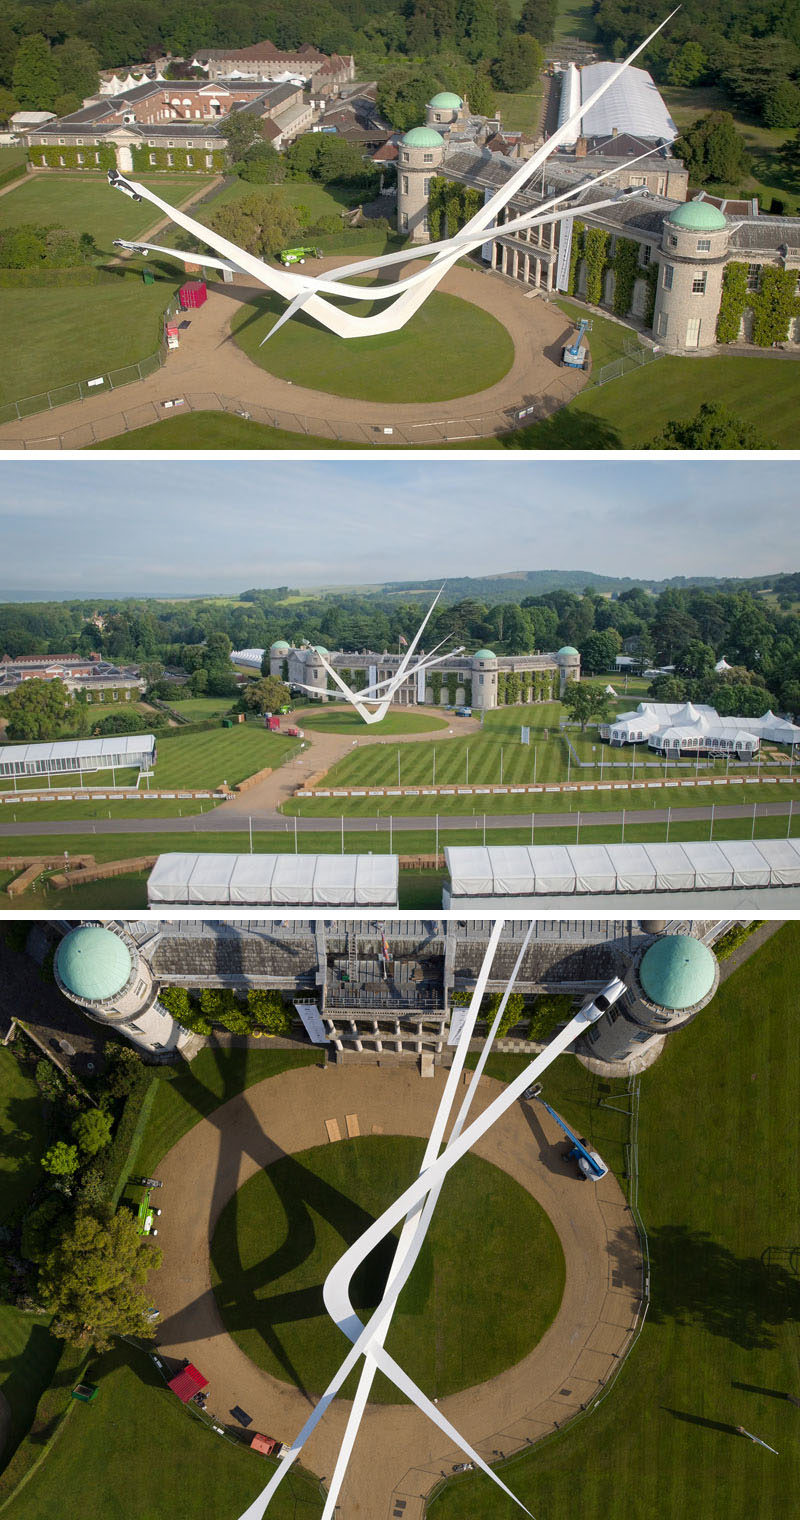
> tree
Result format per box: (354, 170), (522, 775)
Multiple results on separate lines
(648, 402), (767, 451)
(38, 1208), (162, 1349)
(41, 1141), (80, 1177)
(12, 34), (60, 111)
(103, 1044), (143, 1099)
(675, 113), (750, 187)
(72, 1108), (114, 1156)
(666, 41), (708, 88)
(676, 639), (716, 679)
(560, 681), (612, 731)
(242, 675), (290, 714)
(764, 79), (800, 129)
(1, 677), (73, 740)
(246, 988), (291, 1034)
(208, 192), (303, 259)
(518, 0), (557, 45)
(0, 86), (18, 125)
(376, 66), (441, 132)
(53, 37), (99, 101)
(581, 629), (622, 674)
(491, 34), (543, 92)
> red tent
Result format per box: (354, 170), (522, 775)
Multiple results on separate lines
(168, 1364), (208, 1402)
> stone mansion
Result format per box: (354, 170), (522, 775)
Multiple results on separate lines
(396, 88), (800, 354)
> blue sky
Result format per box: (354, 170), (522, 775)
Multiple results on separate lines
(0, 458), (794, 596)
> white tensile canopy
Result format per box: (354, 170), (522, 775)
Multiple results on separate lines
(147, 852), (399, 906)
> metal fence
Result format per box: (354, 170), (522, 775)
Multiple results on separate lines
(590, 336), (662, 390)
(0, 347), (166, 426)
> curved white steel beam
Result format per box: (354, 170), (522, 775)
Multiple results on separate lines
(109, 13), (676, 340)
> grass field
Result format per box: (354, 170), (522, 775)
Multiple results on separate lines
(0, 145), (28, 171)
(231, 287), (515, 403)
(211, 1135), (564, 1403)
(298, 708), (450, 737)
(130, 1047), (323, 1183)
(149, 724), (296, 790)
(494, 86), (543, 134)
(5, 1340), (324, 1520)
(167, 696), (237, 720)
(516, 351), (800, 449)
(92, 411), (359, 449)
(430, 925), (800, 1519)
(0, 1306), (61, 1474)
(553, 0), (597, 42)
(662, 85), (797, 214)
(0, 174), (213, 247)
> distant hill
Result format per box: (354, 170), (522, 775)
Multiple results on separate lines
(373, 569), (764, 603)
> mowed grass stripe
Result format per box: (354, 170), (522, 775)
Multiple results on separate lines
(430, 926), (800, 1519)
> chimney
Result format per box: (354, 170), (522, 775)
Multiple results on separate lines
(612, 125), (618, 137)
(575, 135), (587, 157)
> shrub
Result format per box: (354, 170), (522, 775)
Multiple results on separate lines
(41, 1141), (79, 1177)
(72, 1107), (114, 1156)
(246, 989), (292, 1036)
(527, 993), (574, 1042)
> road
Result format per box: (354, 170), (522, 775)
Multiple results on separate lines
(0, 798), (794, 841)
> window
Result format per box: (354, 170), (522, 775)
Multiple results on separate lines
(692, 270), (707, 294)
(402, 150), (409, 162)
(746, 263), (761, 291)
(685, 316), (701, 347)
(402, 175), (409, 194)
(662, 264), (674, 290)
(76, 152), (84, 163)
(149, 152), (157, 164)
(400, 212), (408, 230)
(656, 311), (668, 338)
(167, 152), (174, 165)
(697, 238), (711, 251)
(641, 244), (651, 266)
(668, 233), (677, 247)
(186, 153), (193, 166)
(423, 152), (433, 162)
(423, 177), (432, 193)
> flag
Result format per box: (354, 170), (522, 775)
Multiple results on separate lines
(381, 932), (390, 963)
(398, 635), (408, 646)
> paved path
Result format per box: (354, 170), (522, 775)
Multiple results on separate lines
(0, 798), (794, 842)
(151, 1064), (642, 1519)
(0, 259), (586, 449)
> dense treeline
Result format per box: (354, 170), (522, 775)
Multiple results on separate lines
(595, 0), (800, 126)
(1, 577), (798, 715)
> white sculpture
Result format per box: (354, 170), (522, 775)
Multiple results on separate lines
(109, 14), (676, 342)
(237, 920), (612, 1519)
(293, 585), (464, 724)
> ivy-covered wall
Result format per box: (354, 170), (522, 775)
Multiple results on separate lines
(132, 145), (224, 173)
(29, 144), (117, 171)
(428, 177), (482, 241)
(567, 221), (655, 325)
(490, 669), (557, 706)
(716, 261), (800, 346)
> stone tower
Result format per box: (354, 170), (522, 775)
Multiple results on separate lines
(653, 201), (729, 352)
(582, 931), (720, 1064)
(556, 646), (581, 695)
(396, 126), (445, 243)
(54, 922), (192, 1056)
(425, 91), (465, 130)
(471, 649), (499, 710)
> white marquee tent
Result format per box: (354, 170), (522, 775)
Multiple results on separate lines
(147, 852), (399, 906)
(0, 734), (156, 778)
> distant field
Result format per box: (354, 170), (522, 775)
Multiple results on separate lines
(168, 696), (237, 720)
(553, 0), (597, 42)
(662, 85), (797, 214)
(150, 724), (296, 790)
(494, 86), (543, 135)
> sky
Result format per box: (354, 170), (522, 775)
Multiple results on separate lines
(0, 458), (795, 597)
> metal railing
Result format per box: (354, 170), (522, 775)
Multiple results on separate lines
(0, 347), (166, 425)
(589, 335), (662, 390)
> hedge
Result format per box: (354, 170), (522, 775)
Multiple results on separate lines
(0, 1340), (88, 1510)
(0, 266), (117, 287)
(714, 921), (765, 959)
(0, 161), (26, 191)
(95, 1069), (159, 1209)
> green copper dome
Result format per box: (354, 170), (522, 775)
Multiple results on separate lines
(473, 649), (497, 660)
(639, 935), (716, 1011)
(56, 926), (133, 1003)
(402, 126), (444, 148)
(312, 645), (328, 657)
(667, 200), (726, 232)
(429, 91), (462, 110)
(558, 646), (579, 657)
(270, 639), (290, 653)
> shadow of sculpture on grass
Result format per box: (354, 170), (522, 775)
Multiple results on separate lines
(647, 1225), (800, 1350)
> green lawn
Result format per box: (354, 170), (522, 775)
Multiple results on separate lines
(0, 174), (212, 246)
(0, 1046), (47, 1225)
(130, 1047), (323, 1183)
(164, 175), (404, 258)
(430, 925), (800, 1519)
(0, 146), (28, 171)
(230, 287), (515, 403)
(167, 696), (238, 721)
(553, 0), (597, 41)
(0, 798), (208, 821)
(5, 1340), (324, 1520)
(0, 1306), (61, 1475)
(554, 297), (635, 373)
(150, 724), (296, 790)
(92, 411), (359, 449)
(211, 1135), (564, 1403)
(298, 708), (450, 737)
(494, 86), (543, 135)
(515, 352), (800, 449)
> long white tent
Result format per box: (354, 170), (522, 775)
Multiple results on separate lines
(444, 840), (800, 906)
(147, 853), (399, 907)
(0, 734), (156, 778)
